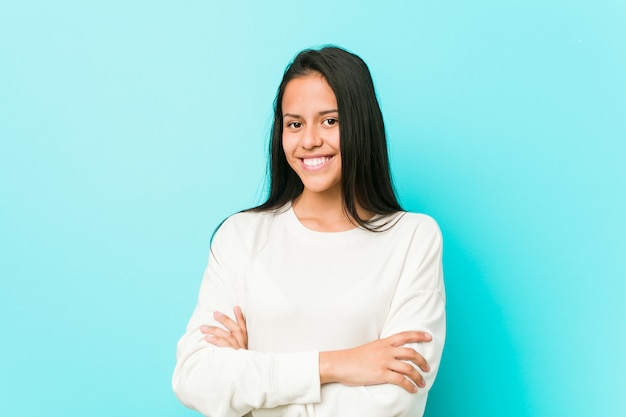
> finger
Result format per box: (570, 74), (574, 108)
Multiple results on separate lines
(389, 361), (426, 389)
(385, 370), (419, 393)
(395, 347), (430, 373)
(200, 325), (217, 334)
(233, 306), (248, 347)
(214, 311), (239, 332)
(234, 306), (247, 333)
(388, 331), (432, 347)
(212, 311), (248, 349)
(214, 311), (245, 341)
(202, 326), (240, 348)
(214, 311), (237, 329)
(201, 326), (233, 340)
(205, 335), (238, 349)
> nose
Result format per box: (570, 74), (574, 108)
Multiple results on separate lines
(301, 125), (323, 149)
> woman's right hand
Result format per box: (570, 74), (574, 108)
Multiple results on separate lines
(319, 331), (432, 393)
(200, 306), (248, 350)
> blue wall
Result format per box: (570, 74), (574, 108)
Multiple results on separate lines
(1, 1), (624, 416)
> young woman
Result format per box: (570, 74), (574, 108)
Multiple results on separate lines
(172, 46), (445, 417)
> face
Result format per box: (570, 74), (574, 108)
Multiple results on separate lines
(281, 73), (341, 198)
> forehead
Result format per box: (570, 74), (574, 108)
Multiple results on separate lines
(282, 73), (337, 111)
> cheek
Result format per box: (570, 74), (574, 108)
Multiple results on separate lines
(329, 131), (341, 151)
(281, 133), (297, 155)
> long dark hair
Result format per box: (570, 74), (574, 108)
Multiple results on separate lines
(252, 46), (403, 230)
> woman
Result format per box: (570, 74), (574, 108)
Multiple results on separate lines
(172, 46), (445, 417)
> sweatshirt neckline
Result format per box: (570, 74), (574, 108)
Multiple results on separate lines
(283, 205), (366, 244)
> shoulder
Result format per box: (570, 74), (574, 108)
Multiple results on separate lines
(388, 212), (443, 254)
(212, 208), (286, 253)
(398, 212), (441, 234)
(384, 211), (442, 239)
(221, 209), (276, 230)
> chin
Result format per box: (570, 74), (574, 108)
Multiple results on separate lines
(301, 181), (342, 195)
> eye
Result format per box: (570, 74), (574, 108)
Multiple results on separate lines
(286, 121), (302, 129)
(322, 118), (338, 127)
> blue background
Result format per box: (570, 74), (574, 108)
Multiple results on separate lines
(1, 1), (624, 416)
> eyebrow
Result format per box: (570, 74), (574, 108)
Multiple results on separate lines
(283, 109), (339, 119)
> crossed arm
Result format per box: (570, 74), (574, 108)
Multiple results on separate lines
(201, 307), (433, 394)
(173, 214), (445, 416)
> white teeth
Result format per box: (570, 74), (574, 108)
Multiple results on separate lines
(302, 157), (331, 167)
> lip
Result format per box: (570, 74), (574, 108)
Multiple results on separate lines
(298, 154), (335, 171)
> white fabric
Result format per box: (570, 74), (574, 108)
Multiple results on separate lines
(173, 206), (446, 417)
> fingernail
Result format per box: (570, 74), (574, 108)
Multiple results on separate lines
(214, 311), (223, 318)
(412, 385), (418, 393)
(201, 326), (209, 332)
(424, 333), (432, 340)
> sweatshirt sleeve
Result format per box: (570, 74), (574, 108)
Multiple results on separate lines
(172, 217), (322, 417)
(245, 215), (446, 417)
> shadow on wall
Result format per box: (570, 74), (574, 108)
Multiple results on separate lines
(423, 232), (531, 417)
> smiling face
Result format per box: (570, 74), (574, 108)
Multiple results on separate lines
(281, 73), (341, 199)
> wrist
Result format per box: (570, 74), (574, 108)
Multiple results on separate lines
(319, 350), (341, 385)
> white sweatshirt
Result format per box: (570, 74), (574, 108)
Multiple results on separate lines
(173, 206), (446, 417)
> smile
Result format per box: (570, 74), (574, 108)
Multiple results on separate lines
(301, 156), (333, 170)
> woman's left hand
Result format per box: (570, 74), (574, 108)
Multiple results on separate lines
(200, 306), (248, 349)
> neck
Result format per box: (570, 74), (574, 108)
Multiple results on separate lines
(292, 189), (373, 232)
